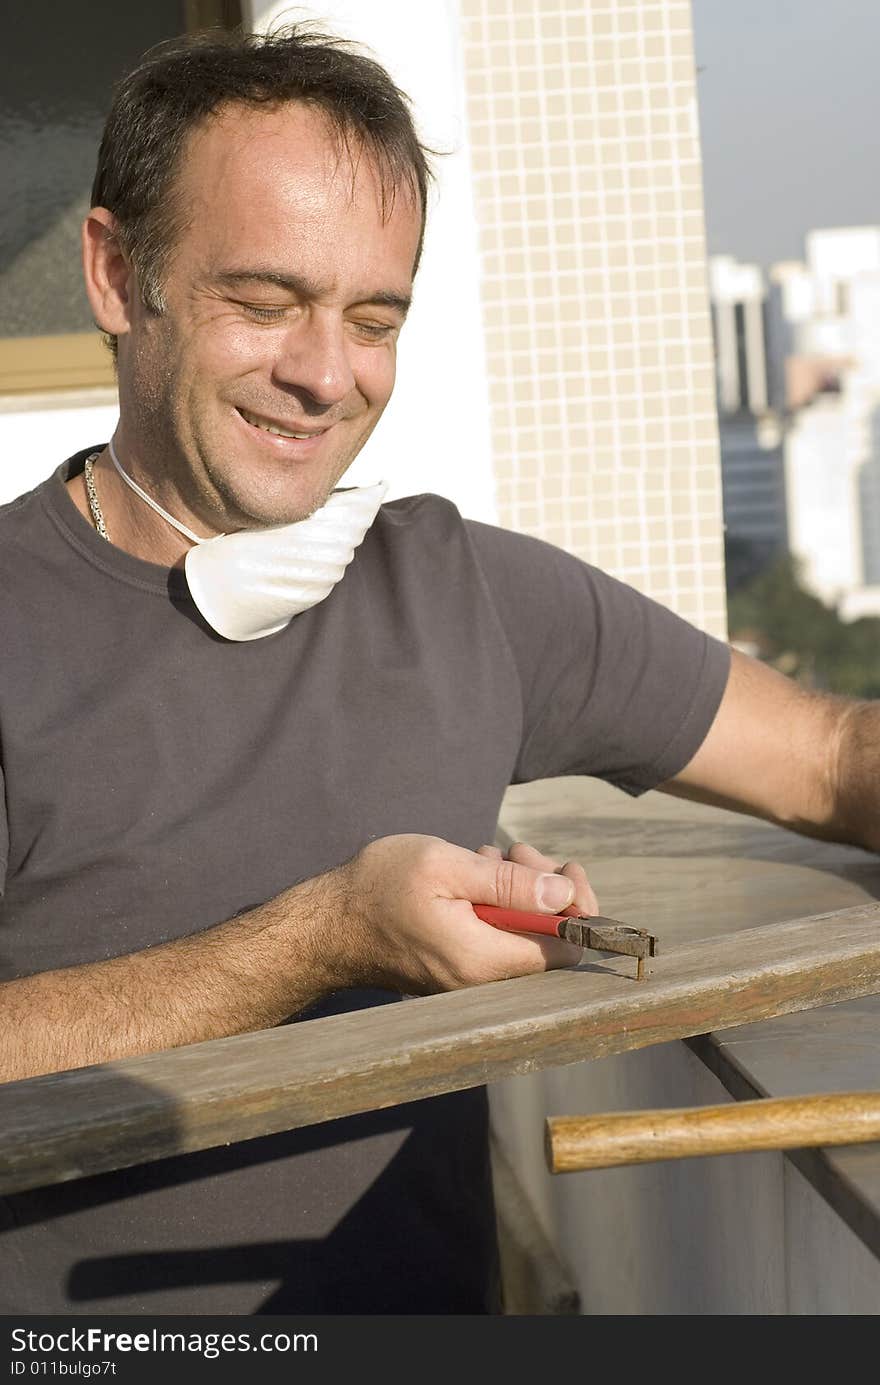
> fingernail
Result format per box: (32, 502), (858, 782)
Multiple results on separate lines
(539, 874), (574, 911)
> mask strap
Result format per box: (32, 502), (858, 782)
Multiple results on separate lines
(108, 438), (219, 546)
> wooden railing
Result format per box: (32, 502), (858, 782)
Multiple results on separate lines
(3, 903), (880, 1198)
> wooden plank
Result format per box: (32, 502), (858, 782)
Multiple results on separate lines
(2, 902), (880, 1197)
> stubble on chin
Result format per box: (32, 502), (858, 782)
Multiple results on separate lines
(205, 462), (340, 530)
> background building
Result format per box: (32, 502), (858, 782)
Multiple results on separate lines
(707, 253), (787, 589)
(707, 226), (880, 623)
(779, 227), (880, 617)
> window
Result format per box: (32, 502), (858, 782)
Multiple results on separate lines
(0, 0), (242, 394)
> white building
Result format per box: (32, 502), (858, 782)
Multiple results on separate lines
(779, 228), (880, 616)
(785, 390), (864, 602)
(709, 254), (769, 415)
(707, 255), (787, 578)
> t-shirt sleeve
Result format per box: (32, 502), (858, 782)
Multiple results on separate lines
(465, 519), (731, 795)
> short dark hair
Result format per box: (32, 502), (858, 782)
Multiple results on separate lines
(91, 24), (433, 354)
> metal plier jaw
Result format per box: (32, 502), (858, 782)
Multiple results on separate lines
(561, 918), (659, 980)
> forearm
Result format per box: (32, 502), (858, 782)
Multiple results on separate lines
(661, 652), (880, 854)
(0, 870), (343, 1083)
(829, 698), (880, 853)
(0, 833), (592, 1085)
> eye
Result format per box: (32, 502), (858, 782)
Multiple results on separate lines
(349, 319), (398, 341)
(237, 302), (288, 323)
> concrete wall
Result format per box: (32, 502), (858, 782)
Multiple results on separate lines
(245, 0), (498, 520)
(459, 0), (726, 634)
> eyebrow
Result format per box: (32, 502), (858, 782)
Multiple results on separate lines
(215, 269), (411, 317)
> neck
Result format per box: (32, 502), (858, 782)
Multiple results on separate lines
(108, 439), (216, 547)
(67, 448), (194, 568)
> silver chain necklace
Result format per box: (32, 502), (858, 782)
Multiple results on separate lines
(85, 443), (212, 548)
(83, 453), (110, 541)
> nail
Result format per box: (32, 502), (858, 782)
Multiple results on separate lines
(539, 874), (574, 911)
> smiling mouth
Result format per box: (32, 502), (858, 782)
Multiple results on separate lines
(237, 407), (326, 440)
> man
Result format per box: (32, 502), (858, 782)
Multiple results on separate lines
(0, 26), (874, 1315)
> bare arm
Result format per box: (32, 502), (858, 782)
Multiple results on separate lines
(831, 698), (880, 850)
(660, 647), (880, 852)
(0, 870), (340, 1083)
(0, 834), (592, 1083)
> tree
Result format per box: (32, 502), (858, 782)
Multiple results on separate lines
(727, 555), (880, 697)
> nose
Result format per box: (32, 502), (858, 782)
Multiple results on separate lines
(271, 308), (356, 408)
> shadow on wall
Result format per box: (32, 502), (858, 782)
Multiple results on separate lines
(0, 990), (499, 1314)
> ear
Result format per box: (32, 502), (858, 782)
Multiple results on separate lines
(82, 208), (133, 340)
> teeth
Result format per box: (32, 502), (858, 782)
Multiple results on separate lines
(240, 408), (314, 440)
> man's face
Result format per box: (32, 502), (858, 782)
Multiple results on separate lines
(116, 102), (421, 530)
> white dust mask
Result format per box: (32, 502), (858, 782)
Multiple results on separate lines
(108, 440), (387, 642)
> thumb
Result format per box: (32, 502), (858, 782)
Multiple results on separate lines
(469, 854), (576, 914)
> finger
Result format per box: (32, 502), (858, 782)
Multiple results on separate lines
(476, 844), (504, 859)
(454, 850), (576, 914)
(521, 935), (584, 971)
(558, 861), (599, 917)
(506, 843), (598, 917)
(443, 898), (584, 973)
(505, 841), (562, 874)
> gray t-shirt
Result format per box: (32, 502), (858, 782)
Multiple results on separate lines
(0, 450), (730, 1312)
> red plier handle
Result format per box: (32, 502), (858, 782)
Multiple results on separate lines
(472, 903), (568, 937)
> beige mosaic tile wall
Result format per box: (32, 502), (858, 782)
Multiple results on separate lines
(460, 0), (727, 636)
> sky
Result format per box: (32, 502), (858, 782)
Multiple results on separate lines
(691, 0), (880, 271)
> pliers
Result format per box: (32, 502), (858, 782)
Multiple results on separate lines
(473, 904), (659, 980)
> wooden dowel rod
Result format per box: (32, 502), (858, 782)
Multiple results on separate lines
(546, 1092), (880, 1173)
